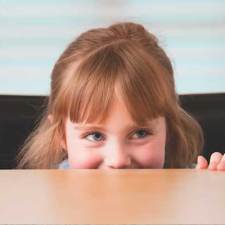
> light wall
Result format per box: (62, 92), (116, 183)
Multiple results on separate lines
(0, 0), (225, 95)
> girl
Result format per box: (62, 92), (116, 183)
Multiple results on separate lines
(17, 22), (225, 170)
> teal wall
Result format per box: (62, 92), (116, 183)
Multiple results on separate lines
(0, 0), (225, 95)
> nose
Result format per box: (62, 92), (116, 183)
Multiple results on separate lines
(104, 143), (131, 169)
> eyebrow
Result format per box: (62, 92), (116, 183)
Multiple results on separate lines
(73, 122), (155, 132)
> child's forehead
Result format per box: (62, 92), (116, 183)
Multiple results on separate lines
(73, 116), (160, 129)
(78, 99), (149, 125)
(68, 87), (163, 127)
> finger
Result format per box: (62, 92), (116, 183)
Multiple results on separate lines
(196, 155), (208, 169)
(217, 153), (225, 171)
(208, 152), (223, 170)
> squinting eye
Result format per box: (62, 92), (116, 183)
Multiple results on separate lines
(84, 132), (104, 142)
(132, 129), (150, 139)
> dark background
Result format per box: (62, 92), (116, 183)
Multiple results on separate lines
(0, 93), (225, 169)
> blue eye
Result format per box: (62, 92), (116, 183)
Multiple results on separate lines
(132, 129), (150, 139)
(85, 132), (104, 142)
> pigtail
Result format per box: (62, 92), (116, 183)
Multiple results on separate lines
(16, 114), (66, 169)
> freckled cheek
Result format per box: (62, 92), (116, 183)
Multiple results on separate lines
(133, 144), (165, 168)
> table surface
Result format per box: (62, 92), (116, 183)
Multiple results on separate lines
(0, 169), (225, 224)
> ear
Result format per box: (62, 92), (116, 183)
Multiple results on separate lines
(48, 114), (67, 151)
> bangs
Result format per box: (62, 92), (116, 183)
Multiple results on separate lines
(58, 40), (172, 126)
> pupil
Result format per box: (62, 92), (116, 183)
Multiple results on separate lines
(138, 130), (145, 137)
(94, 133), (101, 140)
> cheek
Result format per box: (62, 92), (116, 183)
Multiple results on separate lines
(69, 156), (102, 169)
(68, 147), (102, 169)
(132, 142), (165, 168)
(65, 132), (102, 169)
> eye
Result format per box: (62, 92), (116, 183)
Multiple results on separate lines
(131, 129), (151, 139)
(83, 132), (104, 142)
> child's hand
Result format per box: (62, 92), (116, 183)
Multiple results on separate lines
(196, 152), (225, 171)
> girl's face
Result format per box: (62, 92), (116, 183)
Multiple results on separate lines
(64, 98), (166, 169)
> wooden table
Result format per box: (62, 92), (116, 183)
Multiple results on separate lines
(0, 169), (224, 224)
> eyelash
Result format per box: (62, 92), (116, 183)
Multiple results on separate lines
(81, 128), (153, 142)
